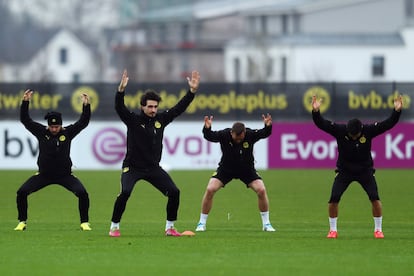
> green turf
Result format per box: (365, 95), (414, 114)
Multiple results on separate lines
(1, 169), (413, 275)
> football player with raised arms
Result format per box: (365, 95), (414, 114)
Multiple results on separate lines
(15, 89), (92, 231)
(195, 114), (276, 232)
(311, 94), (403, 239)
(109, 69), (200, 237)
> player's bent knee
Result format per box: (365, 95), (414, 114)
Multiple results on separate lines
(118, 192), (131, 200)
(16, 189), (29, 197)
(167, 187), (180, 198)
(205, 186), (218, 195)
(256, 187), (266, 196)
(77, 191), (89, 199)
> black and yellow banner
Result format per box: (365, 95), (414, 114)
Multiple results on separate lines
(0, 82), (412, 121)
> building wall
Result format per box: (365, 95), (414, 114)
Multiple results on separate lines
(225, 0), (414, 82)
(225, 31), (414, 83)
(301, 0), (406, 34)
(282, 28), (414, 82)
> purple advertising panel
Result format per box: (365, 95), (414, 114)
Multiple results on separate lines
(269, 122), (414, 168)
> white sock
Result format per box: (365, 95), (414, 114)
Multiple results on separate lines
(110, 222), (119, 229)
(329, 217), (337, 231)
(374, 216), (382, 232)
(166, 220), (175, 230)
(260, 211), (270, 225)
(199, 213), (208, 224)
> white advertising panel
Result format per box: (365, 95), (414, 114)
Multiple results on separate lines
(0, 121), (268, 170)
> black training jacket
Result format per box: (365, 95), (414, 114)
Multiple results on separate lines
(203, 124), (272, 173)
(20, 100), (91, 177)
(312, 109), (401, 174)
(115, 90), (195, 169)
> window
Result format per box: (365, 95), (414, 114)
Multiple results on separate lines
(145, 57), (153, 75)
(248, 56), (256, 79)
(260, 16), (267, 35)
(247, 16), (256, 35)
(146, 27), (153, 44)
(181, 55), (189, 76)
(406, 0), (414, 17)
(233, 58), (240, 82)
(181, 23), (189, 42)
(59, 48), (68, 64)
(248, 16), (262, 35)
(282, 14), (288, 34)
(266, 57), (273, 78)
(372, 56), (385, 76)
(166, 57), (173, 75)
(292, 13), (301, 33)
(72, 73), (80, 83)
(281, 56), (287, 81)
(159, 24), (167, 43)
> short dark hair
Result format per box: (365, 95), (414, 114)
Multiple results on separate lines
(231, 122), (245, 136)
(140, 89), (162, 106)
(346, 118), (362, 135)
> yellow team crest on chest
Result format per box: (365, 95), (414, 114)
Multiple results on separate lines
(59, 135), (66, 142)
(154, 121), (161, 128)
(243, 142), (249, 148)
(359, 136), (366, 143)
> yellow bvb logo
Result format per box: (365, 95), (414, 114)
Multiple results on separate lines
(359, 136), (366, 143)
(59, 135), (66, 142)
(243, 142), (249, 148)
(155, 121), (161, 129)
(303, 86), (331, 113)
(71, 86), (99, 114)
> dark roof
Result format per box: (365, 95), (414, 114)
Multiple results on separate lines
(0, 27), (98, 64)
(0, 28), (59, 63)
(138, 0), (371, 22)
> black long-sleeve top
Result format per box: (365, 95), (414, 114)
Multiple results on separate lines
(20, 100), (91, 177)
(115, 90), (195, 169)
(203, 124), (272, 173)
(312, 109), (401, 174)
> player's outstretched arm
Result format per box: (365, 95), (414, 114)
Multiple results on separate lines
(187, 71), (200, 93)
(22, 89), (33, 101)
(118, 69), (129, 93)
(262, 113), (272, 126)
(311, 95), (322, 112)
(81, 93), (90, 105)
(204, 115), (213, 129)
(394, 94), (403, 111)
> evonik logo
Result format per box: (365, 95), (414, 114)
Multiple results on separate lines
(385, 134), (414, 159)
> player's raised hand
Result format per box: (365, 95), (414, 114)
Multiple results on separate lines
(312, 95), (322, 112)
(394, 94), (403, 111)
(262, 113), (272, 126)
(81, 93), (90, 105)
(22, 89), (33, 101)
(118, 69), (129, 93)
(204, 115), (213, 128)
(187, 71), (200, 93)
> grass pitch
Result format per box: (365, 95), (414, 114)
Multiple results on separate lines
(1, 169), (413, 275)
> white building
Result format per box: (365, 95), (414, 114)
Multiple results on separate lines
(225, 0), (414, 82)
(1, 29), (98, 83)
